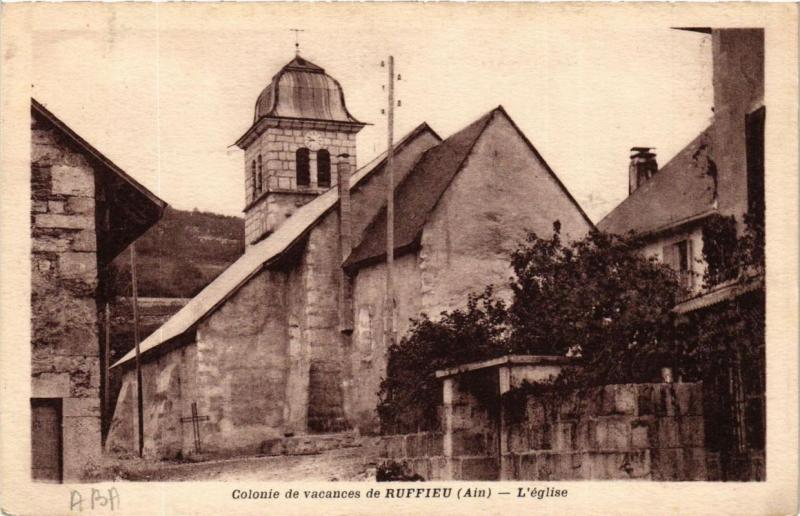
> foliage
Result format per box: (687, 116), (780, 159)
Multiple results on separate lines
(378, 222), (684, 433)
(377, 287), (509, 433)
(701, 213), (764, 288)
(108, 207), (244, 298)
(375, 460), (425, 482)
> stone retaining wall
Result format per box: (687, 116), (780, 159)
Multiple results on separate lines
(503, 383), (707, 481)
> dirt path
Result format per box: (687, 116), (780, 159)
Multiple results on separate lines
(110, 446), (378, 482)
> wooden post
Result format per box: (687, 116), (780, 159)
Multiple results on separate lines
(103, 302), (111, 432)
(130, 244), (144, 458)
(385, 55), (396, 347)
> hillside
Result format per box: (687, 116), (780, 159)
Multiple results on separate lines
(109, 207), (245, 298)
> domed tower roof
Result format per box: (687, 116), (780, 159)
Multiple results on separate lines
(253, 56), (364, 125)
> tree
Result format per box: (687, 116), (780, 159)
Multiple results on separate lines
(378, 222), (684, 432)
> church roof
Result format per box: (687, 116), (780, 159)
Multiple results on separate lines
(253, 56), (363, 125)
(112, 122), (437, 369)
(597, 125), (717, 236)
(344, 105), (594, 269)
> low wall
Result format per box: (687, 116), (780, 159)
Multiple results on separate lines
(503, 383), (707, 481)
(377, 431), (498, 481)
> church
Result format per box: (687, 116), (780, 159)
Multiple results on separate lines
(106, 54), (592, 459)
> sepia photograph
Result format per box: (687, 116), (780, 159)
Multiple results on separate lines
(2, 2), (798, 514)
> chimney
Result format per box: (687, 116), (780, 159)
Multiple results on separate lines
(629, 147), (658, 195)
(337, 154), (354, 333)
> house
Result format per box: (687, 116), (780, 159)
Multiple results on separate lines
(30, 99), (166, 482)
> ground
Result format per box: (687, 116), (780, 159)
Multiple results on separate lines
(106, 443), (381, 482)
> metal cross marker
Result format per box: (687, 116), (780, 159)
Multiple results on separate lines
(290, 28), (305, 55)
(180, 402), (209, 453)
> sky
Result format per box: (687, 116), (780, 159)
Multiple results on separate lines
(30, 4), (714, 222)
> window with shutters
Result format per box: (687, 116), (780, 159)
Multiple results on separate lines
(662, 239), (694, 291)
(296, 148), (310, 187)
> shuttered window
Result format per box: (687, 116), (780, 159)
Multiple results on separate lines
(317, 149), (331, 188)
(296, 148), (310, 187)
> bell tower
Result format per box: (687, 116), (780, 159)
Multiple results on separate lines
(235, 56), (365, 247)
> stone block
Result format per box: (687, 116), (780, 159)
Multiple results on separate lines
(507, 426), (530, 453)
(601, 385), (617, 415)
(385, 435), (405, 458)
(451, 431), (488, 456)
(675, 383), (703, 416)
(681, 447), (707, 480)
(622, 450), (651, 479)
(516, 452), (538, 479)
(678, 416), (705, 447)
(599, 417), (631, 450)
(62, 416), (102, 482)
(429, 457), (449, 480)
(405, 433), (425, 457)
(59, 252), (97, 281)
(48, 201), (65, 213)
(409, 458), (432, 479)
(630, 417), (655, 449)
(35, 214), (93, 230)
(536, 452), (556, 480)
(428, 433), (444, 456)
(653, 384), (678, 416)
(51, 165), (94, 197)
(63, 397), (100, 417)
(32, 372), (71, 397)
(614, 385), (637, 415)
(459, 457), (498, 480)
(651, 448), (685, 481)
(553, 421), (575, 451)
(575, 419), (594, 451)
(70, 230), (97, 252)
(32, 200), (48, 213)
(656, 417), (680, 448)
(66, 196), (94, 215)
(637, 384), (655, 416)
(260, 438), (285, 456)
(32, 235), (70, 253)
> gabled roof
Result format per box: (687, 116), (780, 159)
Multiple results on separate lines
(344, 105), (594, 269)
(597, 125), (717, 236)
(112, 122), (438, 369)
(31, 98), (167, 263)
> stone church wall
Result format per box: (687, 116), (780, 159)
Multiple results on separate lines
(419, 112), (591, 315)
(349, 253), (422, 434)
(31, 118), (102, 481)
(194, 268), (291, 456)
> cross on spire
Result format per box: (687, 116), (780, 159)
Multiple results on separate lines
(290, 28), (305, 55)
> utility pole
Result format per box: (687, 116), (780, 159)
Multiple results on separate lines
(385, 56), (396, 347)
(130, 244), (144, 458)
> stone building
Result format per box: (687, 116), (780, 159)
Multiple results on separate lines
(106, 55), (593, 459)
(597, 28), (765, 480)
(30, 99), (166, 482)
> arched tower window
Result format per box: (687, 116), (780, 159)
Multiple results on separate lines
(256, 154), (263, 193)
(251, 160), (257, 199)
(317, 149), (331, 188)
(296, 148), (310, 187)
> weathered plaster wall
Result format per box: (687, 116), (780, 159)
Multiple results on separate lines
(349, 254), (422, 433)
(31, 116), (102, 481)
(106, 345), (198, 460)
(419, 112), (591, 315)
(302, 213), (349, 433)
(195, 268), (291, 455)
(712, 29), (764, 222)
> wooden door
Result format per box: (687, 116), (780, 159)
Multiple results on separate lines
(31, 398), (62, 482)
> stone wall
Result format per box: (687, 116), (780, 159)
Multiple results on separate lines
(31, 115), (102, 481)
(503, 383), (707, 481)
(348, 254), (422, 434)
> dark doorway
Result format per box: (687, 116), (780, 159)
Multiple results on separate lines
(31, 398), (63, 483)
